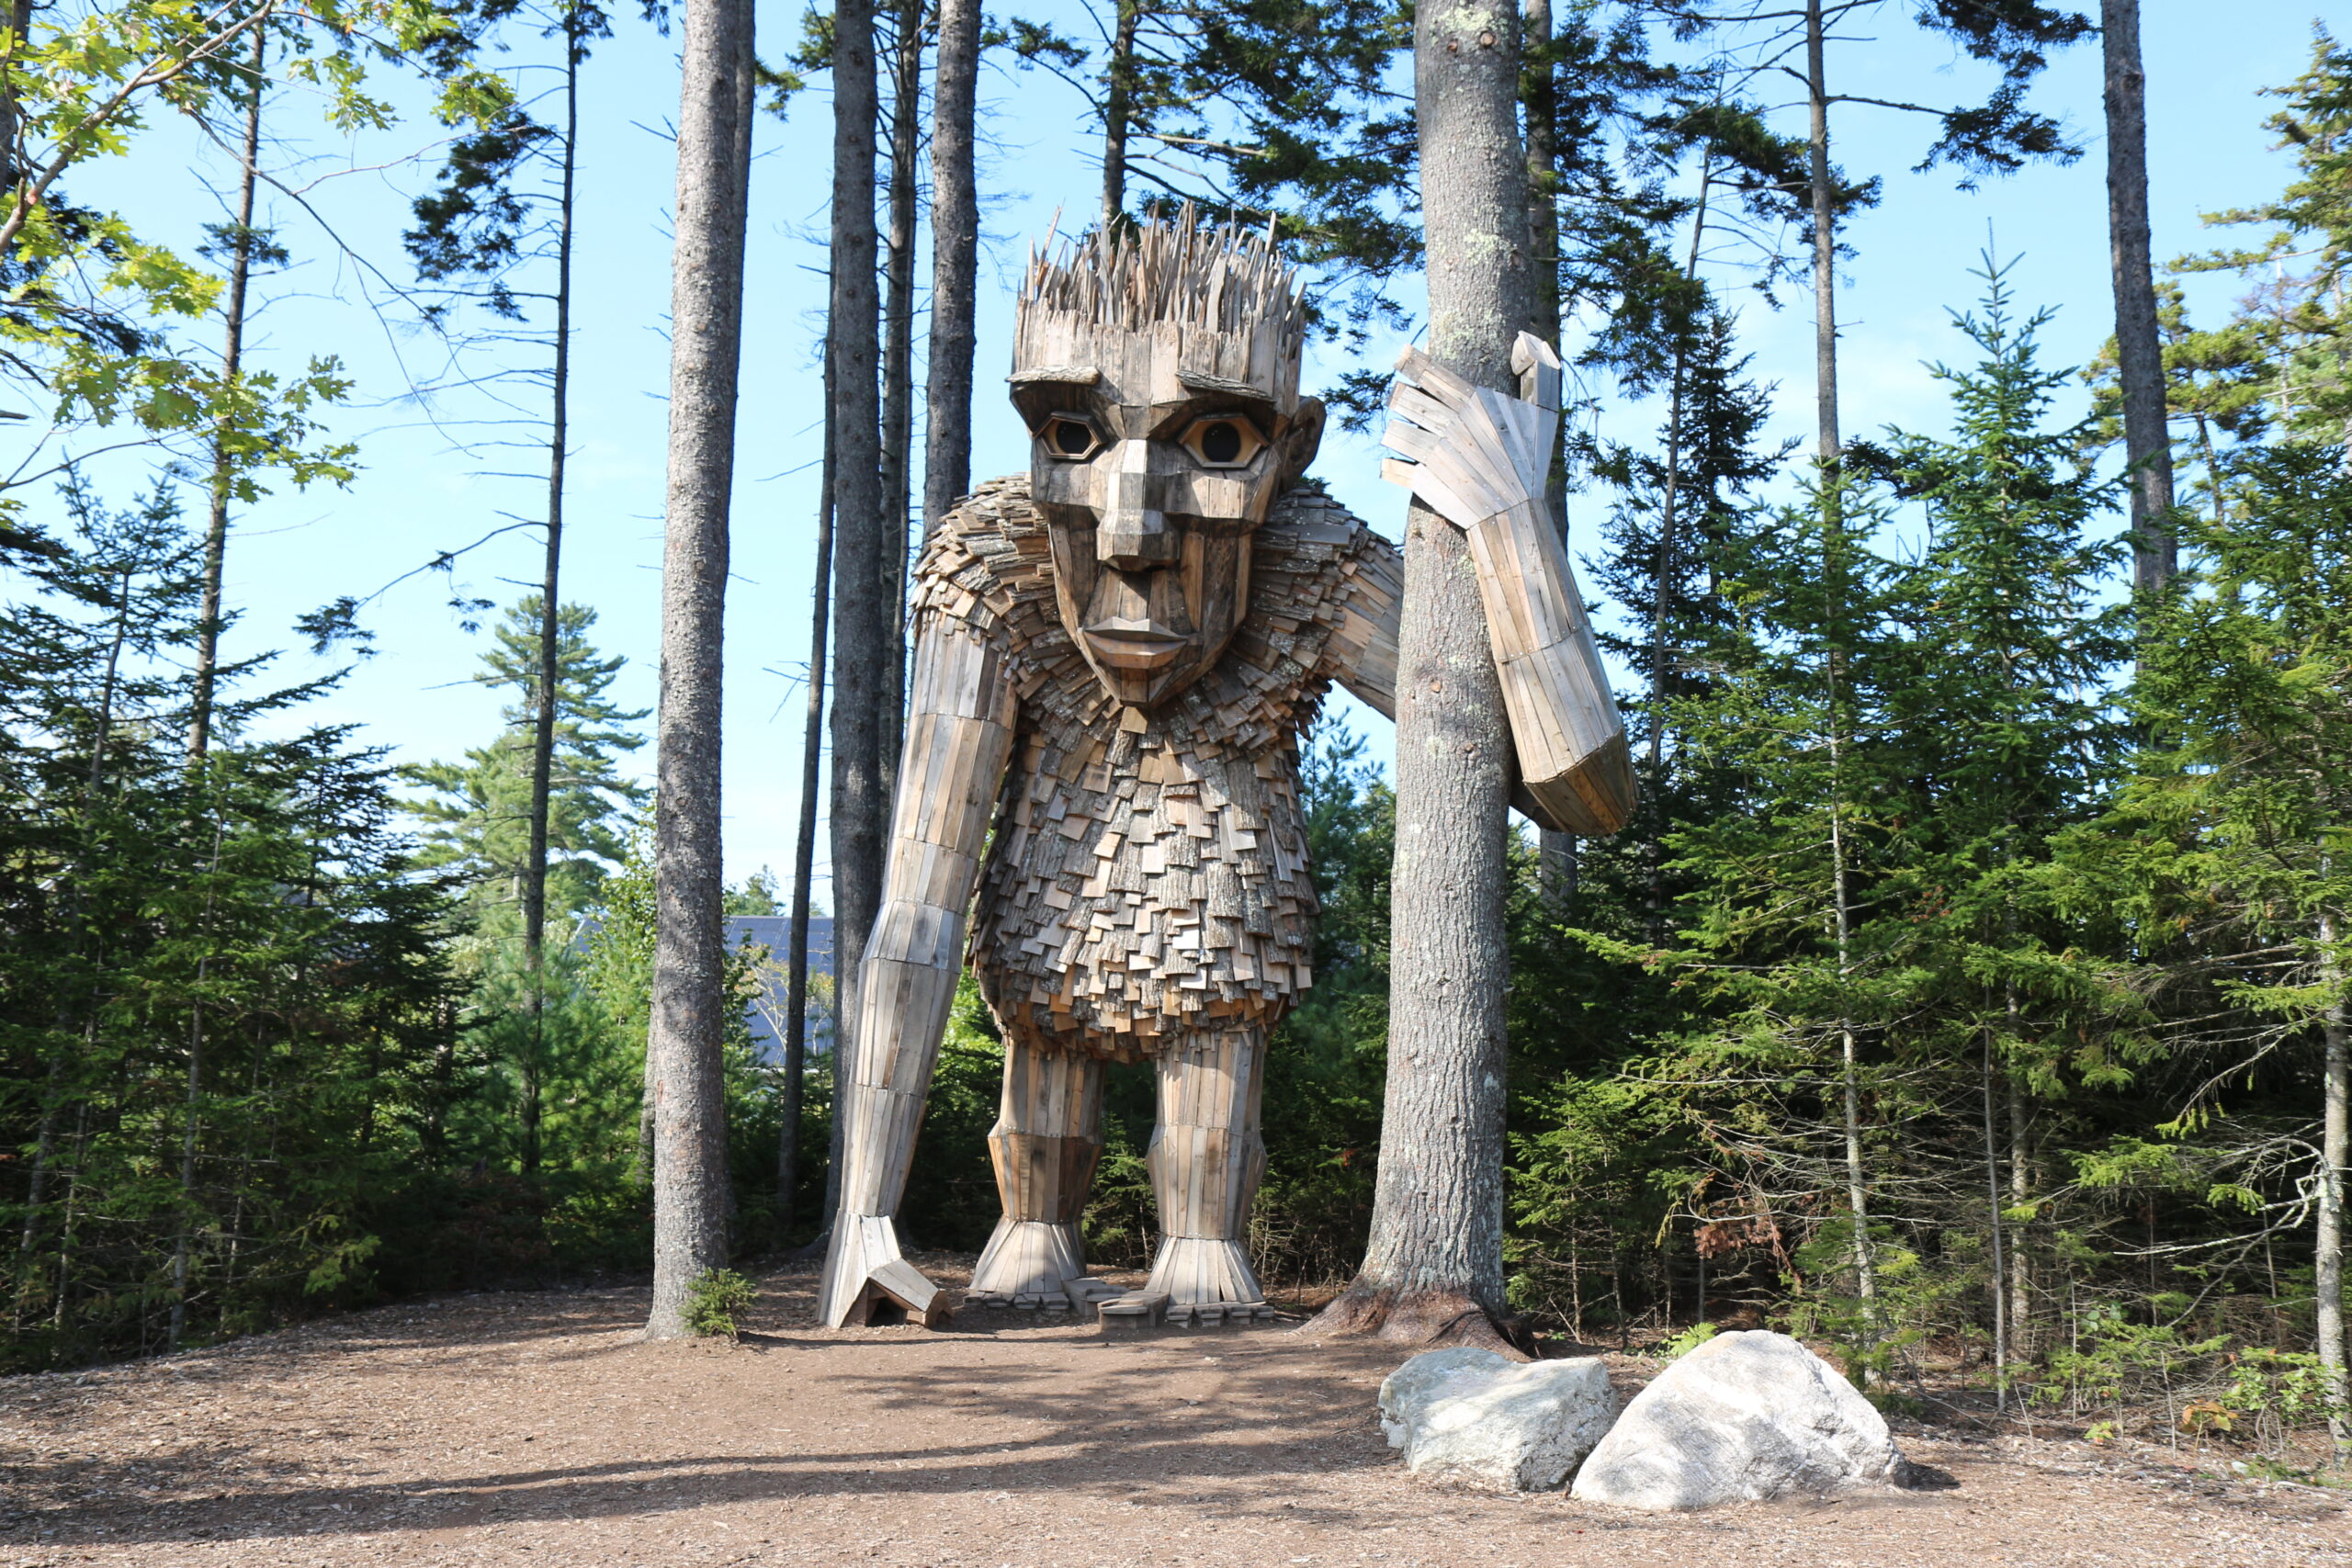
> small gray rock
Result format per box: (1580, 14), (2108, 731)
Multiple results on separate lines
(1379, 1348), (1620, 1493)
(1569, 1329), (1917, 1510)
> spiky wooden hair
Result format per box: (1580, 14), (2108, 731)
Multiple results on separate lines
(1015, 204), (1306, 366)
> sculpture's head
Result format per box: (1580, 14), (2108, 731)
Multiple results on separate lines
(1012, 206), (1323, 710)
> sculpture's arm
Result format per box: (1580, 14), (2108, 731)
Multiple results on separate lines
(1375, 334), (1638, 837)
(816, 610), (1017, 1327)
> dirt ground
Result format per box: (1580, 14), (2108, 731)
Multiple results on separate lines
(2, 1258), (2346, 1567)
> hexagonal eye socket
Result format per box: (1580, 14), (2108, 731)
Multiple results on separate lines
(1037, 413), (1103, 461)
(1181, 414), (1266, 469)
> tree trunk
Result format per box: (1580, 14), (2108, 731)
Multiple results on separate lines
(188, 26), (266, 766)
(876, 0), (922, 798)
(1100, 0), (1140, 227)
(169, 823), (226, 1348)
(1806, 0), (1874, 1349)
(923, 0), (981, 536)
(1311, 0), (1529, 1351)
(2009, 1032), (2032, 1361)
(783, 344), (835, 1224)
(2100, 0), (2176, 592)
(1983, 1025), (2009, 1412)
(1521, 0), (1577, 907)
(645, 0), (755, 1340)
(1804, 0), (1838, 468)
(1645, 164), (1713, 945)
(519, 13), (584, 1180)
(2318, 903), (2347, 1453)
(825, 0), (887, 1234)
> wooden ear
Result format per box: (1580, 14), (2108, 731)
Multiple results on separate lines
(1280, 397), (1325, 484)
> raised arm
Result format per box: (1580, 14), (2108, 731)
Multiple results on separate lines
(817, 610), (1017, 1327)
(1376, 334), (1637, 837)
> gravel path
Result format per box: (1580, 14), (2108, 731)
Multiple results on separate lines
(2, 1258), (2344, 1566)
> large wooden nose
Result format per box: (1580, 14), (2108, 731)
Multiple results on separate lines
(1097, 439), (1178, 569)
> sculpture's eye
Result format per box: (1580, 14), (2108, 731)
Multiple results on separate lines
(1181, 414), (1265, 469)
(1039, 414), (1102, 460)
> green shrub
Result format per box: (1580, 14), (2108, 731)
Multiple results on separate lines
(684, 1268), (757, 1337)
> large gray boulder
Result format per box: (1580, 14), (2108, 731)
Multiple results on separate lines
(1379, 1348), (1620, 1493)
(1569, 1329), (1918, 1509)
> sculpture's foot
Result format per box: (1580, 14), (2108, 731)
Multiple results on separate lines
(817, 1214), (950, 1329)
(966, 1219), (1088, 1310)
(1140, 1236), (1276, 1325)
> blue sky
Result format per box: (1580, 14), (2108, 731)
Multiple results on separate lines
(29, 1), (2333, 903)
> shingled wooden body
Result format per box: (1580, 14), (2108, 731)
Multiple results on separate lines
(816, 210), (1634, 1332)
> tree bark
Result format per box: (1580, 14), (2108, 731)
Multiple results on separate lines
(1983, 1025), (2009, 1411)
(2319, 903), (2347, 1453)
(1805, 0), (1874, 1349)
(1100, 0), (1140, 227)
(782, 344), (835, 1224)
(2100, 0), (2176, 592)
(1311, 0), (1530, 1351)
(923, 0), (981, 537)
(1521, 0), (1577, 907)
(519, 6), (585, 1180)
(876, 0), (922, 798)
(1804, 0), (1838, 468)
(825, 0), (888, 1233)
(188, 26), (266, 766)
(645, 0), (755, 1340)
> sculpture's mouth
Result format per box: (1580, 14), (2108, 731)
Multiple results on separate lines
(1082, 619), (1190, 671)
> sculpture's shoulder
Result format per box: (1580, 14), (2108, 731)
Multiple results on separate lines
(1256, 479), (1396, 606)
(1229, 479), (1396, 688)
(911, 474), (1055, 643)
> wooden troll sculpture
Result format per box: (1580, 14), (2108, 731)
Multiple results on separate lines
(817, 208), (1635, 1330)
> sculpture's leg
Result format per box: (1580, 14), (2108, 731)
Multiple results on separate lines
(967, 1040), (1104, 1308)
(1142, 1025), (1271, 1321)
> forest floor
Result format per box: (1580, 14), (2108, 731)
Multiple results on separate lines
(2, 1256), (2346, 1567)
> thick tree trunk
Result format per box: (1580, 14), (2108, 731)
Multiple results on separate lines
(1311, 0), (1530, 1351)
(2100, 0), (2176, 592)
(1100, 0), (1139, 227)
(645, 0), (755, 1340)
(825, 0), (888, 1233)
(923, 0), (981, 536)
(782, 345), (835, 1224)
(189, 26), (266, 766)
(876, 0), (921, 797)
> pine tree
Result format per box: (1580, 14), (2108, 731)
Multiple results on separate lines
(402, 597), (647, 1175)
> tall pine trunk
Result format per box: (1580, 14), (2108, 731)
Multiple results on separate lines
(645, 0), (755, 1340)
(2319, 900), (2347, 1452)
(520, 10), (586, 1179)
(1805, 0), (1875, 1336)
(1314, 0), (1529, 1349)
(1521, 0), (1576, 906)
(2100, 0), (2176, 592)
(923, 0), (981, 536)
(876, 0), (922, 795)
(782, 344), (835, 1224)
(1100, 0), (1140, 226)
(824, 0), (887, 1233)
(189, 26), (266, 765)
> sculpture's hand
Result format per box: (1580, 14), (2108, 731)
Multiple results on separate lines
(1377, 332), (1563, 528)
